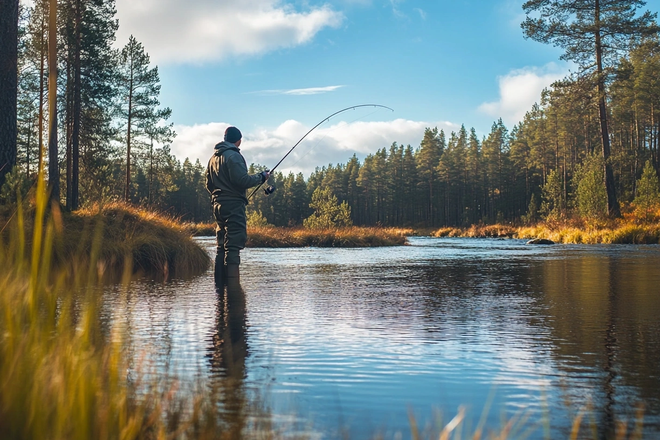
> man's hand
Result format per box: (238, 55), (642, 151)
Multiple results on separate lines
(260, 169), (270, 183)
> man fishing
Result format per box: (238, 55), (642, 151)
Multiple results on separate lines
(206, 126), (269, 280)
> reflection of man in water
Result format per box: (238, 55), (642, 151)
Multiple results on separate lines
(206, 126), (269, 280)
(208, 270), (249, 436)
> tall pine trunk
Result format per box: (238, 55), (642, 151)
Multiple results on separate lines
(125, 72), (133, 202)
(595, 0), (621, 218)
(48, 0), (59, 203)
(71, 0), (81, 210)
(38, 8), (45, 174)
(0, 0), (19, 186)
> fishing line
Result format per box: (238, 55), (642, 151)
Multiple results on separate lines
(248, 104), (394, 200)
(285, 107), (385, 172)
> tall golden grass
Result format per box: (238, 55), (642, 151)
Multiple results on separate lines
(246, 226), (409, 247)
(0, 179), (221, 439)
(433, 208), (660, 244)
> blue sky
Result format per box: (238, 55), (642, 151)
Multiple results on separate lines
(113, 0), (660, 175)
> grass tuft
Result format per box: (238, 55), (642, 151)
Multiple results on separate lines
(2, 201), (210, 280)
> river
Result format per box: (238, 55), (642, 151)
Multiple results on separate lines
(102, 237), (660, 439)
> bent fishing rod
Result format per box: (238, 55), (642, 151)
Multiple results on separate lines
(248, 104), (394, 200)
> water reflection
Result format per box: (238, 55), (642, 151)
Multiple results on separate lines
(537, 252), (660, 438)
(207, 264), (249, 438)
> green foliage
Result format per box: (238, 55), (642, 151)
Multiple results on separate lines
(575, 154), (607, 220)
(0, 166), (32, 206)
(303, 186), (352, 229)
(247, 209), (270, 228)
(540, 169), (563, 220)
(522, 193), (540, 224)
(634, 160), (660, 221)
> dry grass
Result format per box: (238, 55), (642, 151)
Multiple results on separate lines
(516, 209), (660, 244)
(434, 225), (517, 238)
(432, 207), (660, 245)
(2, 201), (210, 279)
(246, 226), (409, 247)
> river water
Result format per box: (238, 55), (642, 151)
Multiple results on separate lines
(103, 237), (660, 439)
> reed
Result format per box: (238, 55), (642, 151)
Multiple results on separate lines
(0, 182), (198, 438)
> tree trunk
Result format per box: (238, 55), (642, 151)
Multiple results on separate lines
(48, 0), (59, 203)
(595, 0), (621, 218)
(0, 0), (19, 186)
(125, 67), (133, 202)
(71, 0), (81, 210)
(38, 8), (45, 175)
(66, 57), (72, 209)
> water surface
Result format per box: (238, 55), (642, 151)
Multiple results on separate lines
(103, 237), (660, 438)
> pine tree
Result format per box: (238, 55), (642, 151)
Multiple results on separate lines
(575, 153), (608, 220)
(416, 127), (443, 225)
(117, 35), (167, 203)
(540, 168), (564, 219)
(303, 186), (352, 229)
(634, 159), (660, 221)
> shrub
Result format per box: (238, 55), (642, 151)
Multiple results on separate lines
(540, 169), (564, 219)
(633, 160), (660, 222)
(303, 186), (352, 229)
(247, 209), (271, 228)
(575, 154), (607, 220)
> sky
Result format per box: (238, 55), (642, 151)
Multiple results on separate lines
(111, 0), (660, 176)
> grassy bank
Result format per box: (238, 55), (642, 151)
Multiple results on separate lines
(432, 211), (660, 244)
(246, 226), (410, 247)
(2, 201), (210, 279)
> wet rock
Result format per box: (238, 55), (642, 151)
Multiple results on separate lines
(526, 238), (555, 245)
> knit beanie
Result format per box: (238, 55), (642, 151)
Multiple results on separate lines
(224, 126), (242, 144)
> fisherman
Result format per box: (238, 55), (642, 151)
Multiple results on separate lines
(206, 126), (269, 279)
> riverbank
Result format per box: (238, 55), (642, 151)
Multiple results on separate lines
(188, 223), (410, 247)
(433, 215), (660, 244)
(2, 202), (210, 279)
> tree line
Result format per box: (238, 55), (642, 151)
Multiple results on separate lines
(1, 0), (660, 227)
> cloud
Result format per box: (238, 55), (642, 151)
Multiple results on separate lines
(170, 118), (458, 176)
(251, 85), (345, 96)
(414, 8), (427, 20)
(115, 0), (344, 64)
(478, 63), (569, 126)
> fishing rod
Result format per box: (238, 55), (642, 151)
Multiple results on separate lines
(248, 104), (394, 200)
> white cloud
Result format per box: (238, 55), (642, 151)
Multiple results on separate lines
(478, 63), (570, 126)
(252, 85), (345, 96)
(171, 118), (458, 176)
(115, 0), (344, 64)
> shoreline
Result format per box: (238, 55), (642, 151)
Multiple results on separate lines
(190, 221), (660, 246)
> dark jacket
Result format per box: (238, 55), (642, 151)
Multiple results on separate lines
(206, 141), (263, 204)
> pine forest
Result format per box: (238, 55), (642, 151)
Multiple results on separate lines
(2, 0), (660, 229)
